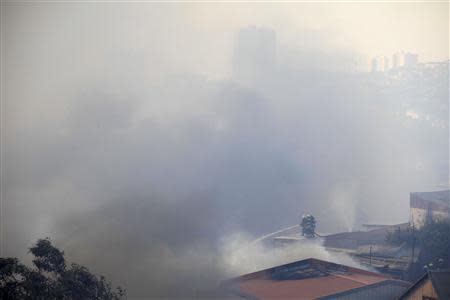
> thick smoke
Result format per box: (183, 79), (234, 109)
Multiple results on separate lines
(3, 3), (448, 298)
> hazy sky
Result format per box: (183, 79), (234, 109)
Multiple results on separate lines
(3, 2), (448, 79)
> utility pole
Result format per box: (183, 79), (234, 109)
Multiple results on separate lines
(369, 245), (372, 266)
(411, 223), (416, 266)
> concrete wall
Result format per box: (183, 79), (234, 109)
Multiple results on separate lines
(400, 278), (438, 300)
(410, 207), (449, 229)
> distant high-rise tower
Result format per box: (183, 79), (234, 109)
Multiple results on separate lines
(392, 51), (418, 69)
(392, 52), (404, 68)
(371, 55), (390, 72)
(352, 55), (370, 72)
(371, 57), (379, 72)
(232, 26), (276, 85)
(404, 52), (418, 67)
(382, 56), (390, 70)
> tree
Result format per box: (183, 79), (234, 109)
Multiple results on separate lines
(0, 238), (125, 299)
(385, 225), (415, 246)
(408, 220), (450, 280)
(300, 214), (316, 238)
(386, 220), (450, 281)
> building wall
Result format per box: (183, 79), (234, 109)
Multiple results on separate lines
(401, 278), (438, 300)
(410, 207), (425, 229)
(410, 207), (449, 229)
(410, 192), (449, 229)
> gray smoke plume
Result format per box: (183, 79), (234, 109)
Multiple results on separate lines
(2, 3), (448, 298)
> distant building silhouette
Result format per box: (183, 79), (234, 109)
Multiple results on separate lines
(372, 52), (419, 72)
(371, 57), (379, 72)
(404, 52), (418, 67)
(232, 26), (276, 85)
(371, 55), (390, 72)
(392, 52), (404, 68)
(392, 51), (418, 69)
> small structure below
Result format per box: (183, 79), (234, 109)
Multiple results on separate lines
(398, 270), (450, 300)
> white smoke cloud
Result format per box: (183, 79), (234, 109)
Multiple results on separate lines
(218, 232), (363, 278)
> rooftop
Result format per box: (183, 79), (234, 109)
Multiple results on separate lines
(429, 270), (450, 300)
(223, 258), (396, 300)
(317, 279), (410, 300)
(398, 270), (450, 300)
(411, 190), (449, 205)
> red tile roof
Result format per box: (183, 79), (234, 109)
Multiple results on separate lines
(224, 258), (391, 300)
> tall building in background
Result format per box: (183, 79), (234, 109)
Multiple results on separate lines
(232, 26), (276, 85)
(352, 55), (370, 72)
(372, 52), (419, 72)
(382, 56), (390, 70)
(404, 52), (419, 67)
(392, 52), (405, 68)
(392, 51), (418, 69)
(371, 55), (390, 72)
(371, 57), (379, 72)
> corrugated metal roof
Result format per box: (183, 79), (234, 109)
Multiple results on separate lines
(411, 190), (450, 205)
(429, 270), (450, 300)
(224, 258), (393, 300)
(316, 279), (410, 300)
(397, 270), (450, 300)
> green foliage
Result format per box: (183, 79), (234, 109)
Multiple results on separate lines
(300, 214), (316, 238)
(30, 238), (66, 275)
(385, 226), (415, 246)
(414, 220), (450, 271)
(0, 238), (125, 300)
(386, 220), (450, 281)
